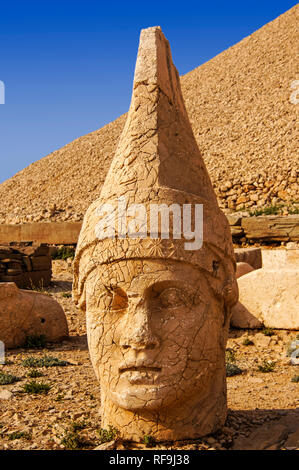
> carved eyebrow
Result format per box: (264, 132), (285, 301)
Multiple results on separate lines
(150, 280), (197, 296)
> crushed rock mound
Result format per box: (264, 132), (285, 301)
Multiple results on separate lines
(0, 5), (298, 224)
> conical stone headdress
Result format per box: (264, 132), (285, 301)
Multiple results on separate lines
(73, 26), (236, 309)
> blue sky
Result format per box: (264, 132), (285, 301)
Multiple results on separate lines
(0, 0), (296, 183)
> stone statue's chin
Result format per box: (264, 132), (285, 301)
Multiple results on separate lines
(105, 370), (212, 412)
(108, 385), (171, 411)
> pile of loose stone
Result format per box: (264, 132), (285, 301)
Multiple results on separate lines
(214, 169), (298, 212)
(0, 5), (297, 224)
(0, 244), (52, 289)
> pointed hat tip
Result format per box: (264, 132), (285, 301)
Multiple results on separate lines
(141, 26), (162, 33)
(134, 25), (175, 89)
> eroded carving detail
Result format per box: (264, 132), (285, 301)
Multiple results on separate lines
(73, 26), (238, 441)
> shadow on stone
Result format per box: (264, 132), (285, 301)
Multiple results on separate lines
(231, 301), (263, 329)
(228, 408), (299, 450)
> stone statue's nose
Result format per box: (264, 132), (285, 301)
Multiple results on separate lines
(120, 302), (159, 350)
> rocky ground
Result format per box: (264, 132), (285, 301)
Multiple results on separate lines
(0, 259), (298, 451)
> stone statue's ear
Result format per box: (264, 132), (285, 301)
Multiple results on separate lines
(79, 284), (87, 312)
(224, 278), (239, 308)
(223, 302), (232, 329)
(221, 257), (239, 308)
(221, 277), (238, 332)
(220, 302), (232, 348)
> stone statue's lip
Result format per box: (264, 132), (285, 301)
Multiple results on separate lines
(119, 365), (162, 373)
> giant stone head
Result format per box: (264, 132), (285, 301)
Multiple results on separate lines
(73, 26), (238, 441)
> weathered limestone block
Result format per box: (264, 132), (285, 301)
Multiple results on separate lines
(230, 301), (263, 329)
(0, 243), (52, 289)
(73, 27), (238, 441)
(242, 216), (299, 241)
(0, 282), (68, 348)
(262, 249), (299, 270)
(31, 256), (51, 271)
(236, 262), (255, 278)
(231, 269), (299, 329)
(230, 226), (244, 238)
(0, 223), (82, 245)
(234, 247), (262, 270)
(226, 215), (242, 226)
(15, 243), (50, 257)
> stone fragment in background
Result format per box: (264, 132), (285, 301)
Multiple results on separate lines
(262, 249), (299, 269)
(0, 390), (13, 400)
(0, 282), (68, 348)
(234, 247), (262, 269)
(236, 262), (255, 278)
(231, 268), (299, 329)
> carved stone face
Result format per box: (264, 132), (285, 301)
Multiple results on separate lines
(85, 258), (226, 412)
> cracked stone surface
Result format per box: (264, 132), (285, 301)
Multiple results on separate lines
(0, 263), (298, 450)
(73, 26), (238, 441)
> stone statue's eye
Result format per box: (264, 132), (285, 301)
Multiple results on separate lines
(159, 288), (188, 308)
(104, 286), (128, 311)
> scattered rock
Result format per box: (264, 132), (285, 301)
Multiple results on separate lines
(227, 215), (242, 226)
(0, 390), (13, 400)
(253, 333), (272, 348)
(284, 428), (299, 449)
(0, 243), (52, 289)
(233, 424), (289, 450)
(94, 440), (117, 450)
